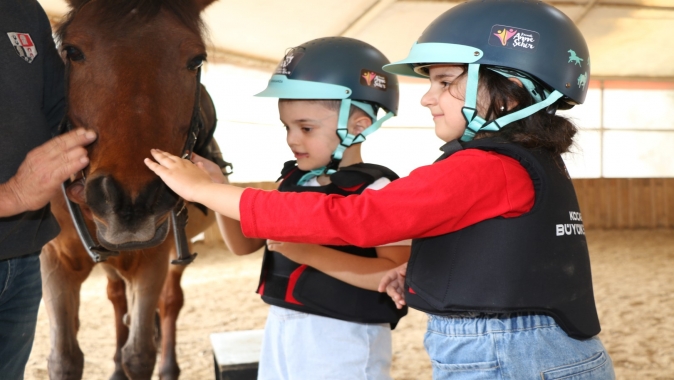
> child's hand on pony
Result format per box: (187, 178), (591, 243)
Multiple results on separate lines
(191, 153), (228, 184)
(144, 149), (212, 202)
(378, 262), (407, 309)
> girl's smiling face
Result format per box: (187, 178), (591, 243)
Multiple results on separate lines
(278, 101), (340, 171)
(421, 65), (470, 142)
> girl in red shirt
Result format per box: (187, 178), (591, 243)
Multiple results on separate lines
(146, 0), (615, 378)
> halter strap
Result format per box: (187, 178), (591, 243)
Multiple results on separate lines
(181, 67), (204, 158)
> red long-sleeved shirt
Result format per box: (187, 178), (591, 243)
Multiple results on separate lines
(240, 149), (535, 247)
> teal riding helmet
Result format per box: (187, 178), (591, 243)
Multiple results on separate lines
(383, 0), (590, 141)
(256, 37), (399, 183)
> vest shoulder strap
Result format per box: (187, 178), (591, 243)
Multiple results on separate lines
(278, 160), (301, 181)
(330, 163), (399, 189)
(277, 161), (399, 194)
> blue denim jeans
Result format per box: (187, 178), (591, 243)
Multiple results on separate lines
(258, 305), (393, 380)
(0, 252), (42, 380)
(425, 313), (615, 380)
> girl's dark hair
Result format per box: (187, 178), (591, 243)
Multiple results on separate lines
(463, 66), (577, 156)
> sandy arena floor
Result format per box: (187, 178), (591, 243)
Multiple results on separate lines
(25, 230), (674, 379)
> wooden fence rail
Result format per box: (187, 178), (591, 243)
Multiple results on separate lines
(572, 178), (674, 229)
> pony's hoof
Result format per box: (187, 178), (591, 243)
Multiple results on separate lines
(109, 370), (129, 380)
(121, 347), (156, 380)
(159, 367), (181, 380)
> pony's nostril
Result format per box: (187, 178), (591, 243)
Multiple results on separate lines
(101, 176), (116, 204)
(144, 178), (178, 214)
(84, 175), (178, 225)
(100, 177), (109, 201)
(85, 174), (124, 216)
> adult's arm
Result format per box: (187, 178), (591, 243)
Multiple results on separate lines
(240, 149), (534, 247)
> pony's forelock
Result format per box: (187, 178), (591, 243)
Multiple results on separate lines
(57, 0), (205, 43)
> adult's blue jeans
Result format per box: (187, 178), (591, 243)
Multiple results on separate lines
(0, 252), (42, 380)
(425, 312), (615, 380)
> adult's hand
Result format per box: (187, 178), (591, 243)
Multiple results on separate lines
(0, 128), (97, 217)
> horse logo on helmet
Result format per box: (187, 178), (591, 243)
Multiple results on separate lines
(568, 49), (584, 66)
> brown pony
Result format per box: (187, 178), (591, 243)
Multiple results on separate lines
(41, 0), (221, 379)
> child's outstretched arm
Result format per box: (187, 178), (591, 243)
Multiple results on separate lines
(144, 149), (243, 220)
(266, 240), (410, 292)
(148, 149), (533, 249)
(190, 154), (265, 255)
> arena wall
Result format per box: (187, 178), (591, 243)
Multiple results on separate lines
(573, 178), (674, 229)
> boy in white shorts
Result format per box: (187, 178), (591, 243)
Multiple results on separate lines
(197, 37), (410, 379)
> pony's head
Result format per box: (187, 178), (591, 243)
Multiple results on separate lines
(59, 0), (216, 250)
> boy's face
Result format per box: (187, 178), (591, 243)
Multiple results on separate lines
(279, 101), (340, 171)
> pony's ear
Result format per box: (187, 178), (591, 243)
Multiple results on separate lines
(194, 0), (218, 11)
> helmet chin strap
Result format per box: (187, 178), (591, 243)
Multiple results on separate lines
(297, 98), (394, 185)
(459, 63), (564, 142)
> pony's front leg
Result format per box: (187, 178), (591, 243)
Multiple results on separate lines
(157, 262), (186, 380)
(101, 264), (130, 380)
(40, 242), (94, 380)
(158, 204), (213, 379)
(121, 248), (170, 379)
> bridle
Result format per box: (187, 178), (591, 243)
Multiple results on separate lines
(59, 61), (205, 265)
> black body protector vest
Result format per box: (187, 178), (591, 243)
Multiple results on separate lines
(257, 161), (408, 327)
(405, 138), (600, 339)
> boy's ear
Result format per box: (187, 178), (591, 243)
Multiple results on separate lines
(348, 114), (373, 136)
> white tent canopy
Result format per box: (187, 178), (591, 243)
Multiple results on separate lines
(39, 0), (674, 79)
(36, 1), (674, 181)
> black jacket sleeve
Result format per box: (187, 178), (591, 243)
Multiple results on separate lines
(37, 3), (65, 136)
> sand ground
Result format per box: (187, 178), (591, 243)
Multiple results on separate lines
(25, 229), (674, 379)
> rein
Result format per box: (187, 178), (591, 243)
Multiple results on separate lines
(58, 61), (203, 265)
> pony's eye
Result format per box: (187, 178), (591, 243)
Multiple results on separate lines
(187, 55), (206, 71)
(64, 46), (85, 62)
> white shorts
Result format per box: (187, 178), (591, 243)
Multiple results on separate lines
(258, 305), (393, 380)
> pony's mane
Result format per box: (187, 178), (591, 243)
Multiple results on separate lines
(56, 0), (205, 42)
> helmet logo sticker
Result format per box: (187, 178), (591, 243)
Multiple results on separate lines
(577, 72), (588, 89)
(360, 69), (387, 91)
(568, 50), (584, 66)
(493, 28), (517, 46)
(275, 47), (305, 76)
(489, 25), (539, 52)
